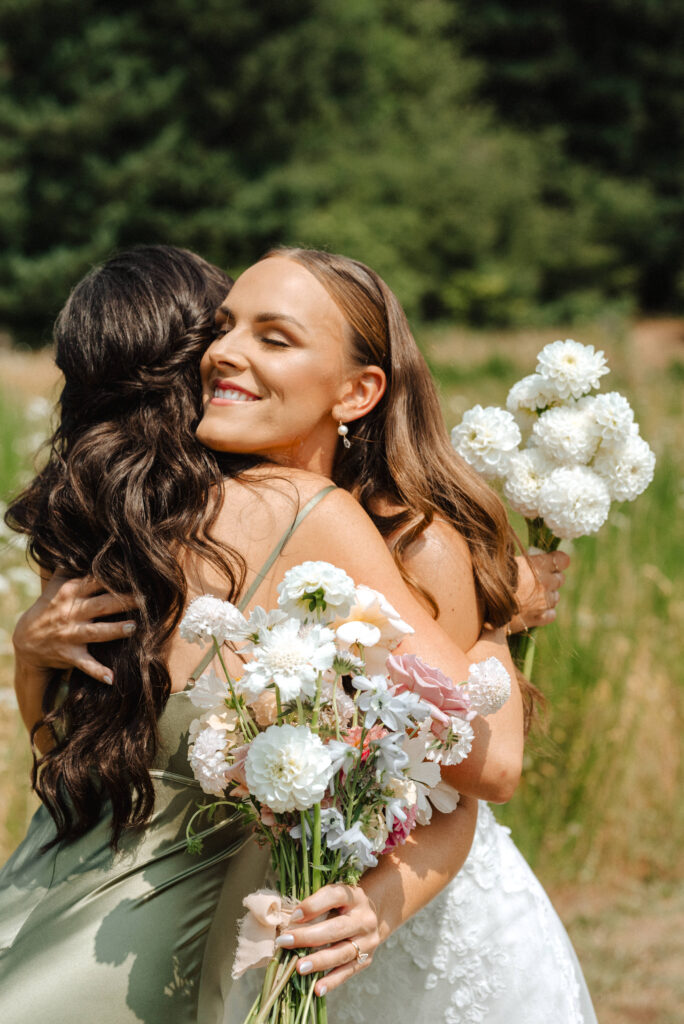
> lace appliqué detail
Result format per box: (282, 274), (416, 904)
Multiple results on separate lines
(327, 803), (596, 1024)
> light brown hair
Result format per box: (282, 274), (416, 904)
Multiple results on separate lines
(264, 247), (538, 726)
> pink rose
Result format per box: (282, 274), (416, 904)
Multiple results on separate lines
(383, 804), (418, 852)
(387, 653), (473, 724)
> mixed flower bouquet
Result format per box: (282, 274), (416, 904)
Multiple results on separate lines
(181, 561), (511, 1024)
(450, 338), (656, 673)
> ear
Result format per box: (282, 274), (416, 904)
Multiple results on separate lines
(333, 365), (386, 424)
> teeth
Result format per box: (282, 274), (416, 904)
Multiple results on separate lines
(213, 387), (258, 402)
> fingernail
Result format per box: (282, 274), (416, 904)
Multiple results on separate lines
(318, 985), (327, 996)
(275, 934), (294, 948)
(298, 960), (313, 974)
(103, 674), (113, 685)
(289, 909), (304, 923)
(122, 623), (136, 635)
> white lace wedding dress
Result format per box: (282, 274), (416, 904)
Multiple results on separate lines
(224, 802), (597, 1023)
(327, 802), (597, 1024)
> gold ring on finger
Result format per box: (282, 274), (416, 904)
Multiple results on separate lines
(349, 939), (369, 965)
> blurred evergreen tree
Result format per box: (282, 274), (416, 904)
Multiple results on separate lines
(0, 0), (668, 340)
(455, 0), (684, 310)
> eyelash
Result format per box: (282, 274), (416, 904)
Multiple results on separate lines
(260, 337), (289, 348)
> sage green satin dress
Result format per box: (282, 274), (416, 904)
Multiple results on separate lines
(0, 485), (335, 1024)
(0, 693), (250, 1024)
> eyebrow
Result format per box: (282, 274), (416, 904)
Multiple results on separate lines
(216, 305), (307, 333)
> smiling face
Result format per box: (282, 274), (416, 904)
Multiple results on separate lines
(197, 256), (382, 474)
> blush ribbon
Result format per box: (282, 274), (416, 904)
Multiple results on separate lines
(231, 888), (299, 979)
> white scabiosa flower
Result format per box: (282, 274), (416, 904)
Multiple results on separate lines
(450, 405), (521, 479)
(244, 723), (334, 813)
(536, 339), (609, 399)
(506, 373), (560, 412)
(583, 392), (635, 446)
(463, 658), (511, 717)
(532, 404), (600, 465)
(239, 620), (336, 703)
(537, 465), (611, 539)
(188, 720), (235, 796)
(180, 595), (249, 646)
(593, 433), (656, 502)
(426, 716), (475, 766)
(502, 447), (557, 519)
(277, 561), (357, 623)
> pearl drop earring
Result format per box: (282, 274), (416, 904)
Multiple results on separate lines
(337, 421), (351, 448)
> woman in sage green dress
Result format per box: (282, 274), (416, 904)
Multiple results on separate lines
(2, 246), (494, 1022)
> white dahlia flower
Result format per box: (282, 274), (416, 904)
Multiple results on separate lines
(593, 434), (656, 502)
(239, 620), (336, 703)
(277, 561), (357, 623)
(502, 448), (557, 518)
(506, 373), (560, 412)
(532, 404), (600, 465)
(463, 658), (511, 717)
(188, 720), (236, 796)
(450, 405), (521, 479)
(180, 595), (249, 646)
(537, 465), (611, 539)
(536, 339), (609, 399)
(244, 723), (334, 813)
(583, 392), (635, 446)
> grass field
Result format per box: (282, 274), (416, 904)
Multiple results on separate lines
(0, 323), (682, 1022)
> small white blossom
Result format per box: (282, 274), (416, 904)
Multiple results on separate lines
(354, 675), (427, 732)
(593, 433), (656, 502)
(244, 606), (289, 641)
(245, 724), (334, 813)
(583, 392), (635, 446)
(502, 448), (557, 519)
(463, 658), (511, 717)
(451, 405), (521, 479)
(532, 404), (600, 465)
(277, 561), (357, 624)
(535, 339), (609, 399)
(506, 373), (560, 412)
(325, 738), (360, 775)
(188, 723), (234, 796)
(537, 465), (611, 539)
(239, 620), (336, 703)
(325, 820), (378, 870)
(188, 667), (231, 710)
(371, 730), (410, 779)
(180, 595), (249, 646)
(426, 716), (475, 766)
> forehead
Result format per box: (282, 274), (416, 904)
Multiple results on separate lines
(228, 257), (347, 336)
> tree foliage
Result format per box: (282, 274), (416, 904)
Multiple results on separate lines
(0, 0), (681, 341)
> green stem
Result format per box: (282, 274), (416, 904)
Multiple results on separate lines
(300, 811), (311, 897)
(254, 956), (298, 1024)
(331, 677), (342, 740)
(311, 802), (322, 891)
(214, 640), (257, 738)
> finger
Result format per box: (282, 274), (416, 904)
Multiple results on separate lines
(81, 620), (136, 644)
(72, 652), (114, 685)
(540, 609), (556, 624)
(296, 938), (366, 977)
(277, 912), (360, 950)
(552, 551), (571, 571)
(313, 953), (372, 997)
(290, 883), (355, 923)
(63, 575), (104, 598)
(82, 592), (138, 618)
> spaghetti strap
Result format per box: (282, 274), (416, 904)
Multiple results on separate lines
(189, 484), (336, 681)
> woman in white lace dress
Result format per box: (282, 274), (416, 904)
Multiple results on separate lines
(215, 248), (598, 1023)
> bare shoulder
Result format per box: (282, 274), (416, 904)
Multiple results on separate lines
(402, 518), (473, 578)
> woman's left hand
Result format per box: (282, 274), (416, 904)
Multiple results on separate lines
(510, 550), (571, 632)
(275, 883), (380, 996)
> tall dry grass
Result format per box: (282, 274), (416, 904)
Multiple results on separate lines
(0, 326), (682, 885)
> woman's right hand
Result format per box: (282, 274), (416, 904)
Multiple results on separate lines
(13, 574), (137, 685)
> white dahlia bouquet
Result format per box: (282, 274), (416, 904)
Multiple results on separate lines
(451, 339), (656, 673)
(181, 561), (511, 1024)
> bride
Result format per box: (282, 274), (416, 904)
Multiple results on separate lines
(11, 246), (596, 1021)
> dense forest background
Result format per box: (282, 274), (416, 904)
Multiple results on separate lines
(1, 0), (683, 342)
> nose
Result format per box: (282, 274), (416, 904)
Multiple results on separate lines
(204, 327), (250, 375)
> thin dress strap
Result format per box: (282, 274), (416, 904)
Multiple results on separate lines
(189, 484), (336, 681)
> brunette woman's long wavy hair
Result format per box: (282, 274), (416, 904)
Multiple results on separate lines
(6, 246), (245, 847)
(265, 247), (538, 727)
